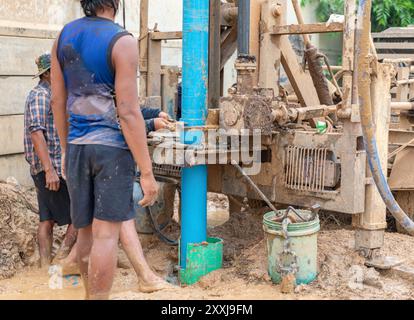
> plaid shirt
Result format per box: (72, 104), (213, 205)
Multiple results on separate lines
(24, 80), (62, 176)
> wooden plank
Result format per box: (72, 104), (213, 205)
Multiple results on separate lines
(147, 39), (162, 98)
(139, 0), (149, 97)
(372, 32), (414, 39)
(0, 115), (24, 156)
(0, 36), (54, 76)
(280, 36), (320, 107)
(272, 22), (344, 36)
(250, 0), (265, 84)
(375, 42), (414, 50)
(0, 153), (32, 186)
(396, 79), (414, 86)
(259, 0), (286, 94)
(161, 67), (179, 118)
(397, 67), (410, 102)
(220, 27), (237, 70)
(0, 76), (36, 115)
(378, 53), (414, 60)
(383, 58), (414, 64)
(150, 31), (182, 41)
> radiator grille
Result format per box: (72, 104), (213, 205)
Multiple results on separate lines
(285, 146), (329, 192)
(153, 164), (181, 178)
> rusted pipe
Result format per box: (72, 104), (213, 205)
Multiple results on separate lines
(357, 0), (414, 235)
(322, 65), (343, 72)
(391, 102), (414, 111)
(291, 0), (334, 108)
(291, 0), (311, 46)
(293, 105), (338, 122)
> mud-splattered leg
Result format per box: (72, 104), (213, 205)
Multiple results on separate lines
(53, 224), (78, 262)
(77, 225), (93, 299)
(120, 219), (172, 292)
(38, 220), (54, 268)
(88, 219), (121, 300)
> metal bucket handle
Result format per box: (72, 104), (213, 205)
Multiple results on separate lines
(276, 218), (299, 276)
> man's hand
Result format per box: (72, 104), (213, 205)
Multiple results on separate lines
(31, 130), (61, 190)
(139, 173), (159, 207)
(154, 118), (171, 131)
(159, 112), (171, 121)
(45, 167), (60, 191)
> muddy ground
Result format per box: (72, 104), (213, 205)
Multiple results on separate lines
(0, 181), (413, 300)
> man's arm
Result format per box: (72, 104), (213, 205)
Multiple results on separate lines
(28, 94), (60, 191)
(31, 131), (60, 191)
(112, 35), (158, 207)
(141, 107), (161, 120)
(50, 38), (68, 153)
(141, 107), (171, 121)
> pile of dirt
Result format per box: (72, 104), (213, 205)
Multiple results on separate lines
(1, 188), (414, 300)
(111, 200), (414, 300)
(209, 209), (263, 266)
(0, 182), (39, 279)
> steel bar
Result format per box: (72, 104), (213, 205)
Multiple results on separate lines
(231, 160), (279, 213)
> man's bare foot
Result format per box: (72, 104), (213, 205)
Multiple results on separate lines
(61, 260), (81, 276)
(39, 263), (50, 273)
(137, 276), (174, 293)
(39, 256), (51, 271)
(52, 245), (71, 264)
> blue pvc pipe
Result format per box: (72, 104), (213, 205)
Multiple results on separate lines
(180, 0), (209, 268)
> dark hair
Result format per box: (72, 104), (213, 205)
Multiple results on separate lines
(80, 0), (119, 17)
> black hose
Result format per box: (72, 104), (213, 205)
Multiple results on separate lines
(147, 207), (178, 246)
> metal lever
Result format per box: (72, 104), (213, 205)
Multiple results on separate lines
(231, 160), (279, 213)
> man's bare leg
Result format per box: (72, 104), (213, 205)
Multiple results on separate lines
(53, 224), (78, 262)
(120, 219), (172, 292)
(61, 242), (80, 275)
(88, 219), (122, 300)
(77, 225), (93, 299)
(38, 220), (54, 268)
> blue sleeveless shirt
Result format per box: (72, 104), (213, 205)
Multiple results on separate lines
(57, 16), (131, 149)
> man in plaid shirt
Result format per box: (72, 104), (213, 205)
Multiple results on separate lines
(24, 53), (77, 270)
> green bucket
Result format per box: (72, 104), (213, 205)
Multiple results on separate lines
(179, 237), (223, 286)
(263, 211), (320, 285)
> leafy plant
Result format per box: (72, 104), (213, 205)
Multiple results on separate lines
(301, 0), (414, 32)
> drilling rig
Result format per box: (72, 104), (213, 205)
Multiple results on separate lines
(137, 0), (414, 278)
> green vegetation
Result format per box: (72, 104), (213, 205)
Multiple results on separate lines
(301, 0), (414, 32)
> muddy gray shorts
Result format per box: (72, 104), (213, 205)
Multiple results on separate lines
(65, 144), (136, 229)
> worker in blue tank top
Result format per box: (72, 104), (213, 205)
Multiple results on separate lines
(51, 0), (164, 299)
